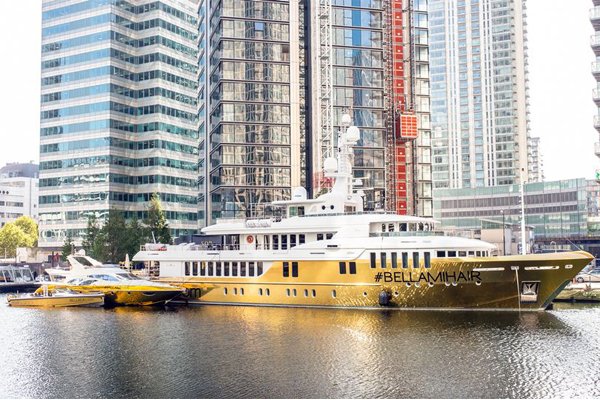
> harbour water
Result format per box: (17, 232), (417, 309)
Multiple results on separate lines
(1, 294), (600, 398)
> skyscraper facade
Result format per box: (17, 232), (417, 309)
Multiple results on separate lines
(429, 0), (530, 190)
(39, 0), (201, 247)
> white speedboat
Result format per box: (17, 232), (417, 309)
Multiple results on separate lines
(7, 287), (104, 307)
(45, 255), (184, 306)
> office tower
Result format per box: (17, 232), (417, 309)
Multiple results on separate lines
(308, 0), (432, 216)
(39, 0), (201, 247)
(592, 0), (600, 164)
(429, 0), (530, 189)
(204, 1), (304, 222)
(0, 163), (39, 227)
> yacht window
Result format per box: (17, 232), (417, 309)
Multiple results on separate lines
(304, 289), (308, 297)
(200, 261), (206, 276)
(257, 261), (263, 275)
(290, 235), (297, 248)
(370, 252), (377, 268)
(299, 234), (305, 244)
(476, 251), (481, 257)
(185, 262), (190, 276)
(400, 223), (407, 231)
(232, 262), (238, 277)
(312, 289), (316, 297)
(259, 288), (263, 296)
(448, 251), (457, 257)
(192, 262), (198, 276)
(234, 288), (238, 295)
(223, 261), (230, 277)
(273, 235), (279, 250)
(326, 233), (333, 239)
(388, 224), (394, 232)
(289, 206), (298, 217)
(215, 262), (222, 277)
(240, 288), (244, 295)
(458, 251), (467, 257)
(286, 288), (291, 297)
(409, 223), (416, 231)
(382, 224), (387, 232)
(249, 261), (255, 277)
(283, 262), (289, 277)
(339, 262), (346, 274)
(349, 262), (357, 274)
(292, 262), (299, 277)
(264, 235), (270, 250)
(380, 252), (387, 269)
(293, 289), (297, 297)
(468, 251), (475, 256)
(437, 251), (446, 258)
(266, 288), (270, 296)
(413, 252), (420, 269)
(402, 252), (409, 268)
(224, 288), (228, 295)
(332, 290), (337, 298)
(115, 273), (139, 280)
(240, 261), (247, 277)
(207, 262), (213, 276)
(281, 235), (288, 250)
(424, 252), (431, 269)
(419, 223), (424, 231)
(391, 252), (398, 269)
(317, 233), (324, 241)
(298, 206), (305, 216)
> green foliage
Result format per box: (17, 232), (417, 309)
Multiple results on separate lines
(14, 216), (38, 246)
(81, 215), (106, 262)
(125, 218), (147, 260)
(61, 232), (75, 261)
(145, 193), (171, 244)
(103, 210), (129, 264)
(0, 222), (34, 258)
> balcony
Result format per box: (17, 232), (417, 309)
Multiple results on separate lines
(596, 142), (600, 158)
(592, 62), (600, 79)
(594, 89), (600, 105)
(592, 7), (600, 29)
(593, 34), (600, 55)
(594, 115), (600, 132)
(595, 0), (600, 7)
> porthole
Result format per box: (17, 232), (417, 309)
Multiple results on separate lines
(330, 205), (334, 210)
(286, 288), (291, 297)
(393, 291), (399, 297)
(451, 282), (458, 287)
(444, 282), (451, 287)
(240, 288), (244, 295)
(234, 288), (238, 295)
(304, 289), (308, 297)
(414, 282), (420, 288)
(405, 282), (411, 287)
(266, 288), (270, 296)
(224, 288), (228, 295)
(332, 290), (337, 298)
(312, 289), (316, 297)
(428, 282), (434, 288)
(363, 291), (368, 297)
(259, 288), (263, 296)
(475, 281), (482, 286)
(321, 205), (326, 210)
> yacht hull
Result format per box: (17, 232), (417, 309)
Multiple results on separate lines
(158, 251), (592, 311)
(7, 293), (104, 307)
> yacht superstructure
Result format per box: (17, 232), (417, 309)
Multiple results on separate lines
(134, 118), (593, 311)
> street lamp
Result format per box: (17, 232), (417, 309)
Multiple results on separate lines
(501, 210), (506, 256)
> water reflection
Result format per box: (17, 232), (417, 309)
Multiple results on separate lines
(1, 295), (599, 398)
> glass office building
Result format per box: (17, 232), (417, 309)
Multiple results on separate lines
(39, 0), (201, 247)
(434, 179), (600, 239)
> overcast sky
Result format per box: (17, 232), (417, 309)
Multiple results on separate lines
(0, 0), (597, 181)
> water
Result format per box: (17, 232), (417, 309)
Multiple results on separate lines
(1, 295), (599, 399)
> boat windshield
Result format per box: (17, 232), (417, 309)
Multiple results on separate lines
(89, 274), (119, 282)
(115, 273), (141, 281)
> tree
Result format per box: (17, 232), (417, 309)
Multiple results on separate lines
(145, 193), (171, 244)
(82, 215), (106, 262)
(102, 209), (128, 264)
(125, 218), (147, 260)
(14, 216), (38, 246)
(0, 222), (34, 258)
(61, 232), (75, 261)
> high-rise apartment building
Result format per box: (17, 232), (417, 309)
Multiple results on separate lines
(39, 0), (201, 247)
(429, 0), (530, 189)
(527, 136), (543, 183)
(591, 0), (600, 163)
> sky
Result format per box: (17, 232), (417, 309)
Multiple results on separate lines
(0, 0), (597, 181)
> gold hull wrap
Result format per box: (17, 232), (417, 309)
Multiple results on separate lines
(44, 284), (183, 306)
(159, 251), (593, 311)
(8, 294), (104, 307)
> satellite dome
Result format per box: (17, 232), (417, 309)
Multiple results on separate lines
(346, 126), (360, 143)
(324, 157), (337, 173)
(292, 187), (307, 200)
(341, 114), (352, 125)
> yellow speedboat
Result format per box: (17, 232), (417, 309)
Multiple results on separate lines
(45, 255), (185, 306)
(7, 287), (104, 307)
